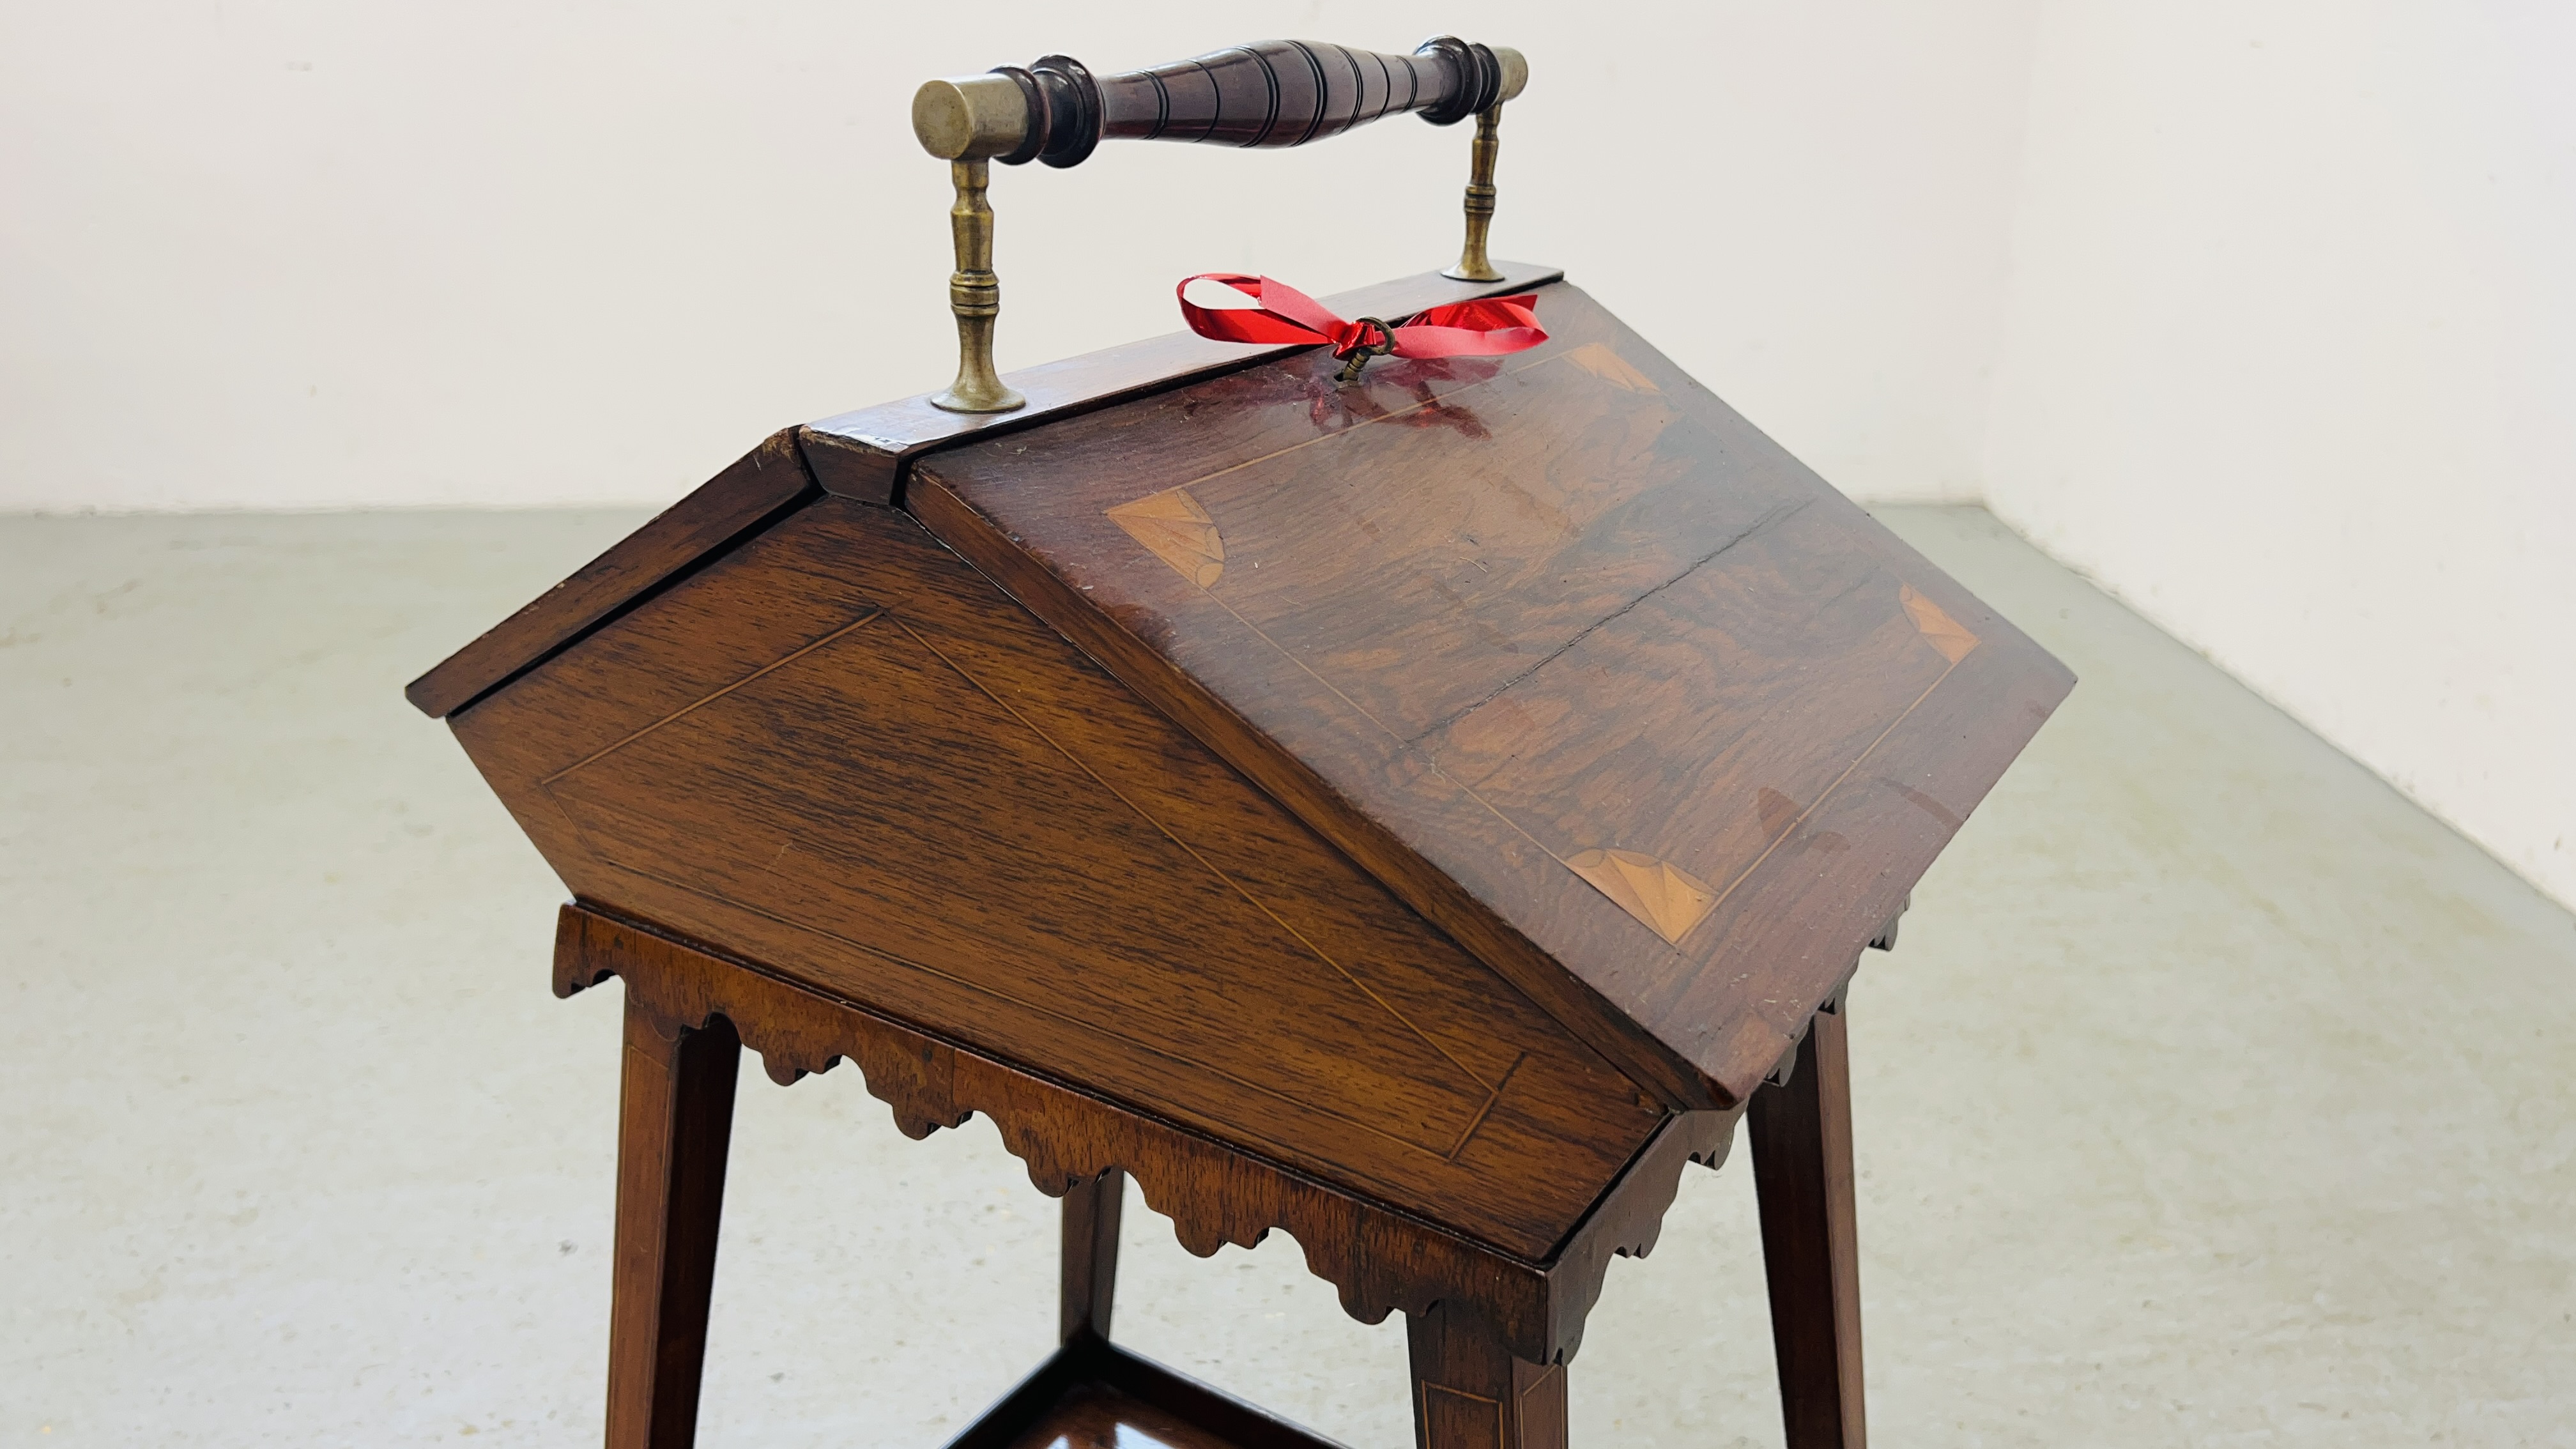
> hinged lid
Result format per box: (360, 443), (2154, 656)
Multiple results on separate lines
(905, 279), (2073, 1105)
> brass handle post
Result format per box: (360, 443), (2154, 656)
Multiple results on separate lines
(931, 157), (1023, 415)
(1443, 106), (1505, 282)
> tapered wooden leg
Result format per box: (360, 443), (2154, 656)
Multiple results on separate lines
(1060, 1167), (1124, 1344)
(1751, 1000), (1866, 1449)
(1407, 1300), (1566, 1449)
(604, 997), (741, 1449)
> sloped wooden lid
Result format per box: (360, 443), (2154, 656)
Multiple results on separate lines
(405, 267), (1558, 719)
(908, 280), (2073, 1107)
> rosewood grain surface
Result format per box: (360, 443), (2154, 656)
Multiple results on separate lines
(457, 498), (1662, 1259)
(799, 264), (1560, 508)
(1094, 40), (1463, 149)
(1752, 999), (1867, 1449)
(404, 270), (1558, 714)
(406, 429), (817, 719)
(559, 903), (1731, 1366)
(910, 283), (2073, 1104)
(951, 1336), (1351, 1449)
(1062, 1168), (1124, 1346)
(1000, 38), (1480, 171)
(997, 1383), (1240, 1449)
(908, 471), (1710, 1117)
(604, 998), (739, 1449)
(1409, 1299), (1568, 1449)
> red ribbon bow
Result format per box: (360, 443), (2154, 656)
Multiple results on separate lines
(1176, 273), (1545, 364)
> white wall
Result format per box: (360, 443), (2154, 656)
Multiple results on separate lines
(1981, 1), (2576, 909)
(0, 0), (2033, 511)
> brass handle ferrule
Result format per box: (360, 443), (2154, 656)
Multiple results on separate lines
(912, 75), (1031, 162)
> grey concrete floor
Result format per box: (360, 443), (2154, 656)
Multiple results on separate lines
(3, 505), (2570, 1448)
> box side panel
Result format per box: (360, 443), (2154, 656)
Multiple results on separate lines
(449, 493), (1660, 1257)
(406, 428), (817, 717)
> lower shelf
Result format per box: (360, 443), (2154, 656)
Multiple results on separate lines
(944, 1336), (1351, 1449)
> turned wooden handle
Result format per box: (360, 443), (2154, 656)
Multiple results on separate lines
(914, 37), (1528, 168)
